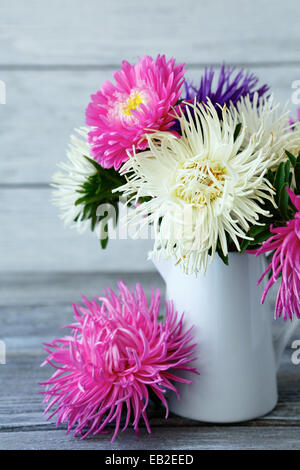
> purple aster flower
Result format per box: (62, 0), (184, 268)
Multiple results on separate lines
(184, 63), (269, 110)
(171, 64), (269, 134)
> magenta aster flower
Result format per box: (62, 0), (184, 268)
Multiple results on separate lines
(251, 188), (300, 321)
(40, 281), (198, 442)
(86, 55), (185, 170)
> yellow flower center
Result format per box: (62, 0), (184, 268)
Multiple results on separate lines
(122, 92), (144, 116)
(175, 161), (227, 206)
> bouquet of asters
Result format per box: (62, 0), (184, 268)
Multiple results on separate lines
(53, 55), (300, 321)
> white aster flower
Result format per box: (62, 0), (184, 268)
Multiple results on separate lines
(52, 127), (96, 233)
(117, 101), (277, 275)
(234, 93), (300, 163)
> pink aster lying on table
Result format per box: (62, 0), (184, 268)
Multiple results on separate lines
(86, 55), (185, 169)
(40, 281), (198, 442)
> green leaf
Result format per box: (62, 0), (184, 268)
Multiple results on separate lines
(273, 161), (290, 206)
(273, 162), (285, 194)
(234, 123), (242, 141)
(84, 155), (102, 171)
(285, 150), (296, 167)
(218, 250), (229, 265)
(240, 224), (270, 252)
(216, 240), (229, 265)
(295, 162), (300, 195)
(100, 236), (109, 250)
(251, 229), (271, 245)
(284, 160), (291, 182)
(279, 183), (289, 220)
(90, 212), (98, 231)
(266, 169), (275, 185)
(240, 238), (251, 253)
(71, 157), (126, 249)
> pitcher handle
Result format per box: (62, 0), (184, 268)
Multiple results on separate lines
(273, 320), (299, 371)
(258, 255), (300, 370)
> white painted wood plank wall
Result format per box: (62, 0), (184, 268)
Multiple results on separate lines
(0, 0), (299, 272)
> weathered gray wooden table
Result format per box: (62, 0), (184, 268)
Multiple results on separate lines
(0, 272), (299, 450)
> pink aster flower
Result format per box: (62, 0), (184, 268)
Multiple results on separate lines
(251, 188), (300, 321)
(85, 55), (186, 169)
(40, 281), (198, 442)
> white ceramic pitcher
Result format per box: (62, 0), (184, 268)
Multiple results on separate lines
(153, 253), (299, 423)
